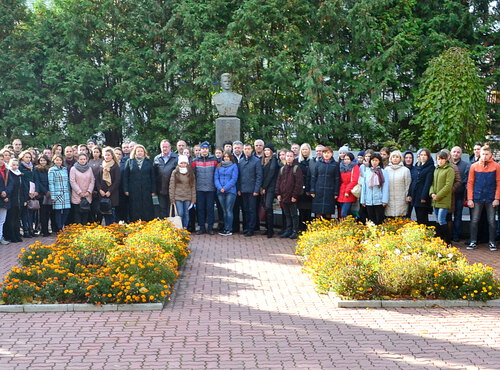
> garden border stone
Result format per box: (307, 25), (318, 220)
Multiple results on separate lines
(328, 292), (500, 308)
(0, 303), (164, 313)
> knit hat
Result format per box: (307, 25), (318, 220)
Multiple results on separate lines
(200, 141), (210, 149)
(345, 152), (355, 161)
(357, 151), (365, 157)
(178, 155), (189, 164)
(339, 145), (349, 153)
(264, 143), (275, 152)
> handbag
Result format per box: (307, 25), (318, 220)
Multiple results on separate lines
(80, 197), (91, 212)
(99, 197), (112, 215)
(350, 168), (362, 198)
(167, 204), (183, 229)
(258, 199), (266, 222)
(27, 199), (40, 210)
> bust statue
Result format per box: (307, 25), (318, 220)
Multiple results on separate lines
(212, 73), (242, 117)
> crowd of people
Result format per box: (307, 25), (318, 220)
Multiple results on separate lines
(0, 138), (498, 251)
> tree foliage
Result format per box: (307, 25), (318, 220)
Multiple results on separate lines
(0, 0), (497, 152)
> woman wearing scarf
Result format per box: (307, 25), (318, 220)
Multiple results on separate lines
(385, 151), (412, 218)
(338, 152), (360, 218)
(19, 150), (38, 238)
(0, 152), (13, 244)
(5, 159), (23, 242)
(408, 148), (435, 225)
(170, 155), (197, 230)
(34, 155), (52, 236)
(360, 153), (389, 225)
(403, 151), (415, 218)
(123, 144), (155, 222)
(310, 146), (340, 219)
(70, 153), (95, 225)
(96, 147), (121, 225)
(48, 154), (71, 231)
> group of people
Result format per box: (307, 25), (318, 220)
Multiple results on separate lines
(0, 138), (498, 252)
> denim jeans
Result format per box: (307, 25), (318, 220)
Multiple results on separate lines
(54, 208), (70, 230)
(470, 202), (496, 243)
(103, 208), (116, 226)
(175, 200), (191, 228)
(218, 192), (236, 232)
(196, 191), (215, 231)
(241, 193), (257, 232)
(0, 208), (7, 239)
(452, 198), (464, 240)
(340, 202), (353, 218)
(434, 207), (448, 226)
(21, 207), (34, 231)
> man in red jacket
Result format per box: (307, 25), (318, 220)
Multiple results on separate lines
(276, 151), (303, 239)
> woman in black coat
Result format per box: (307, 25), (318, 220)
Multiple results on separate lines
(123, 144), (156, 222)
(298, 143), (314, 230)
(96, 147), (121, 226)
(0, 152), (13, 244)
(409, 148), (434, 225)
(260, 143), (279, 238)
(34, 155), (52, 237)
(310, 146), (340, 219)
(5, 159), (23, 242)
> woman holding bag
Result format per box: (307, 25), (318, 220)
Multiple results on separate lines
(169, 155), (196, 229)
(69, 153), (95, 225)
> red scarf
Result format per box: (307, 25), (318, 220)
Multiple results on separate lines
(0, 165), (6, 182)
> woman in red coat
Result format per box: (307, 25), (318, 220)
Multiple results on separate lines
(337, 152), (360, 218)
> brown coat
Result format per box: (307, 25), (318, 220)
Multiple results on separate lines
(276, 163), (303, 204)
(169, 168), (196, 203)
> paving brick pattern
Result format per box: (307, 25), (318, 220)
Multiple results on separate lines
(0, 234), (499, 369)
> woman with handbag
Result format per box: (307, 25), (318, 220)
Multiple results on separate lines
(19, 150), (38, 238)
(5, 159), (23, 242)
(360, 153), (389, 225)
(338, 152), (360, 218)
(48, 154), (71, 231)
(34, 155), (52, 236)
(169, 155), (196, 229)
(123, 144), (155, 222)
(96, 147), (121, 225)
(70, 153), (95, 225)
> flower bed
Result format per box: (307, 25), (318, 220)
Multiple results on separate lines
(296, 217), (500, 301)
(1, 219), (190, 305)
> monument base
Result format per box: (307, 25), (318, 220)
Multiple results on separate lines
(216, 117), (240, 148)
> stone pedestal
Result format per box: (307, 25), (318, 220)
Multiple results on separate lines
(216, 117), (240, 148)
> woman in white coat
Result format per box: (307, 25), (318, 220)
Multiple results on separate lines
(385, 150), (412, 218)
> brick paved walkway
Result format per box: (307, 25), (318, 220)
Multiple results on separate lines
(0, 234), (499, 369)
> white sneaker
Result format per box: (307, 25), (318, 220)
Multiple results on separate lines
(0, 238), (10, 245)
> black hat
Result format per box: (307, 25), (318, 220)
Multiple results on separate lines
(264, 143), (275, 152)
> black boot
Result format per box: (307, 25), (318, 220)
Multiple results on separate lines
(266, 209), (274, 238)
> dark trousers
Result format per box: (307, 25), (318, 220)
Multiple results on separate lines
(263, 191), (275, 234)
(158, 194), (170, 219)
(470, 202), (496, 243)
(54, 208), (70, 230)
(232, 194), (244, 233)
(5, 206), (21, 241)
(40, 204), (51, 235)
(196, 191), (215, 231)
(282, 202), (299, 234)
(415, 206), (430, 226)
(72, 204), (89, 225)
(89, 194), (102, 225)
(241, 193), (257, 233)
(366, 205), (385, 225)
(452, 198), (464, 240)
(116, 193), (129, 223)
(21, 207), (34, 233)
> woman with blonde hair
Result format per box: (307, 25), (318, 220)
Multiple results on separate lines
(298, 143), (313, 229)
(123, 144), (155, 222)
(385, 150), (412, 218)
(96, 147), (121, 225)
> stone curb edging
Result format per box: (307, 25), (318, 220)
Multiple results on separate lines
(0, 303), (164, 313)
(328, 292), (500, 308)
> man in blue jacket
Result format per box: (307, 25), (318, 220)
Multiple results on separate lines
(191, 142), (219, 235)
(238, 143), (263, 237)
